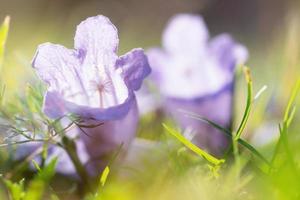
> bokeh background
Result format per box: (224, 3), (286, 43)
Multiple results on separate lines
(0, 0), (299, 89)
(1, 0), (300, 136)
(0, 1), (300, 199)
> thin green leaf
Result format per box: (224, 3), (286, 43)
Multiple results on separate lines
(0, 16), (10, 67)
(283, 79), (300, 122)
(238, 139), (271, 166)
(32, 160), (41, 171)
(180, 110), (271, 166)
(235, 67), (253, 140)
(270, 79), (300, 171)
(163, 123), (225, 166)
(2, 178), (25, 200)
(287, 106), (296, 126)
(94, 166), (110, 198)
(36, 157), (58, 182)
(100, 166), (110, 187)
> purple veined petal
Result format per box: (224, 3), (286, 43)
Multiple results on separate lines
(32, 43), (79, 89)
(209, 34), (249, 71)
(116, 48), (151, 91)
(32, 43), (90, 106)
(163, 14), (209, 56)
(73, 16), (133, 114)
(33, 43), (132, 120)
(74, 15), (119, 69)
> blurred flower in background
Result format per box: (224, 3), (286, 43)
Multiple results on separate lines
(147, 14), (248, 155)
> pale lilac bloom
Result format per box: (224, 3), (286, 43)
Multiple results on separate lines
(32, 15), (151, 174)
(147, 14), (248, 155)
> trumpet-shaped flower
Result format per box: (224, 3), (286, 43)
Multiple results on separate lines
(147, 14), (248, 155)
(32, 15), (151, 173)
(33, 15), (150, 120)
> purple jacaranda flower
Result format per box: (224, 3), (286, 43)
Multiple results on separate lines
(32, 15), (151, 174)
(147, 14), (248, 155)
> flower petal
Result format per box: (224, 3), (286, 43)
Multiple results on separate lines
(41, 90), (133, 120)
(73, 15), (129, 110)
(42, 74), (133, 120)
(146, 48), (169, 83)
(147, 47), (231, 99)
(43, 91), (66, 118)
(163, 14), (209, 55)
(32, 43), (90, 106)
(209, 34), (248, 71)
(74, 15), (119, 68)
(116, 48), (151, 91)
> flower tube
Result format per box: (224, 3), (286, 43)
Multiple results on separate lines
(147, 14), (248, 155)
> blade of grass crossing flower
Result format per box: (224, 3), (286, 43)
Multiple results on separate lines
(180, 110), (271, 166)
(0, 16), (10, 68)
(163, 123), (225, 166)
(232, 67), (253, 178)
(235, 67), (253, 140)
(100, 166), (110, 187)
(94, 166), (110, 197)
(238, 139), (270, 166)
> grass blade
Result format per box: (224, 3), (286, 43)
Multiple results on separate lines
(100, 166), (110, 187)
(270, 79), (300, 171)
(0, 16), (10, 68)
(283, 79), (300, 122)
(180, 110), (271, 166)
(163, 123), (225, 166)
(235, 67), (253, 140)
